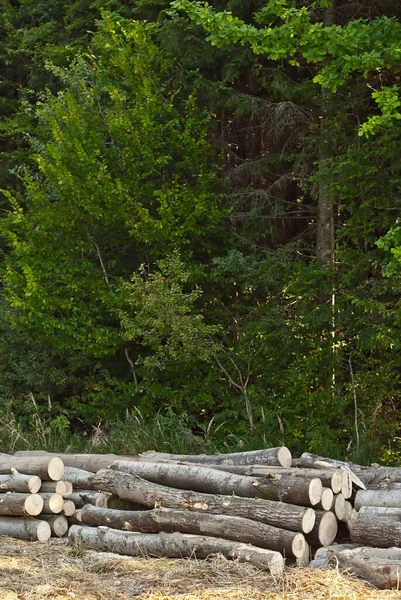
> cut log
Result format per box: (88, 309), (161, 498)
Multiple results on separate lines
(62, 500), (76, 517)
(68, 525), (285, 574)
(317, 488), (333, 511)
(305, 510), (337, 547)
(67, 509), (83, 525)
(350, 506), (401, 547)
(0, 493), (43, 516)
(62, 467), (96, 490)
(341, 470), (353, 499)
(296, 543), (311, 567)
(0, 456), (64, 481)
(90, 469), (316, 533)
(297, 454), (366, 490)
(141, 447), (292, 467)
(0, 517), (51, 541)
(314, 543), (361, 559)
(327, 546), (401, 589)
(344, 501), (353, 524)
(40, 481), (73, 497)
(80, 505), (306, 558)
(0, 471), (41, 494)
(332, 493), (346, 521)
(354, 489), (401, 510)
(39, 514), (69, 537)
(107, 463), (322, 506)
(38, 493), (64, 514)
(70, 491), (109, 508)
(13, 451), (137, 472)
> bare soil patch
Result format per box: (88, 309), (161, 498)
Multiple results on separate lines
(0, 537), (400, 600)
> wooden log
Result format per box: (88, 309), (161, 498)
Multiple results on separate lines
(332, 493), (346, 521)
(354, 489), (401, 510)
(67, 509), (83, 526)
(90, 470), (315, 533)
(141, 448), (292, 467)
(344, 501), (353, 524)
(13, 451), (135, 472)
(40, 481), (73, 497)
(0, 517), (51, 541)
(350, 506), (401, 547)
(314, 543), (361, 559)
(0, 456), (64, 481)
(296, 543), (311, 567)
(70, 491), (109, 508)
(38, 514), (68, 537)
(107, 463), (322, 507)
(62, 500), (76, 516)
(0, 471), (41, 494)
(62, 467), (96, 490)
(68, 525), (285, 574)
(38, 493), (64, 514)
(305, 510), (338, 547)
(0, 493), (43, 516)
(297, 453), (366, 490)
(80, 505), (306, 558)
(317, 488), (333, 511)
(341, 470), (353, 499)
(326, 546), (401, 589)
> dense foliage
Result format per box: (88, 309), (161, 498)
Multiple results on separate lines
(0, 0), (400, 462)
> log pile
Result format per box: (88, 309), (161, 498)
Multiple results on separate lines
(0, 449), (400, 587)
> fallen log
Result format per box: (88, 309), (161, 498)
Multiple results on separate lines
(305, 510), (338, 547)
(0, 456), (64, 481)
(80, 505), (306, 558)
(141, 447), (292, 467)
(70, 491), (109, 508)
(0, 471), (41, 494)
(68, 525), (285, 574)
(0, 493), (43, 516)
(354, 489), (401, 510)
(38, 493), (64, 514)
(0, 517), (51, 541)
(40, 481), (73, 497)
(108, 463), (322, 506)
(350, 506), (401, 547)
(39, 514), (69, 537)
(90, 470), (315, 533)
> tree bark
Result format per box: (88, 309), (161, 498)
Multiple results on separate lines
(327, 546), (401, 589)
(13, 451), (133, 472)
(0, 471), (41, 493)
(350, 506), (401, 547)
(0, 493), (43, 516)
(305, 510), (337, 547)
(107, 464), (322, 506)
(80, 505), (306, 557)
(70, 491), (109, 508)
(90, 470), (315, 533)
(40, 481), (73, 497)
(141, 447), (292, 467)
(0, 456), (64, 481)
(38, 493), (64, 514)
(354, 489), (401, 510)
(0, 517), (51, 541)
(39, 514), (69, 537)
(62, 467), (96, 489)
(68, 525), (285, 575)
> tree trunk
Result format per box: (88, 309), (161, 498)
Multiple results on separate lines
(39, 514), (69, 537)
(40, 481), (73, 497)
(62, 467), (96, 489)
(0, 457), (64, 481)
(90, 470), (316, 533)
(305, 510), (338, 547)
(107, 464), (322, 506)
(70, 491), (109, 508)
(68, 525), (285, 575)
(0, 472), (41, 493)
(81, 505), (306, 558)
(38, 493), (64, 514)
(0, 493), (43, 516)
(141, 447), (292, 467)
(350, 506), (401, 547)
(354, 489), (401, 510)
(0, 517), (51, 541)
(329, 546), (401, 589)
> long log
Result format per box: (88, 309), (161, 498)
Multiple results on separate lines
(0, 456), (64, 481)
(350, 506), (401, 547)
(141, 447), (292, 467)
(305, 510), (338, 547)
(39, 514), (69, 537)
(0, 471), (41, 493)
(0, 493), (43, 516)
(80, 505), (306, 557)
(40, 481), (73, 497)
(70, 491), (109, 508)
(354, 489), (401, 510)
(38, 493), (64, 514)
(108, 463), (322, 506)
(13, 452), (132, 472)
(62, 467), (96, 490)
(297, 453), (366, 490)
(90, 470), (315, 533)
(68, 525), (285, 574)
(0, 517), (51, 541)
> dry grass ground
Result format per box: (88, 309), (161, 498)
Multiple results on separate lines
(0, 537), (400, 600)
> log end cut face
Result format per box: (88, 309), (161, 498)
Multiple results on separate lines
(25, 494), (44, 516)
(302, 508), (316, 534)
(37, 521), (52, 541)
(48, 457), (65, 481)
(277, 447), (292, 468)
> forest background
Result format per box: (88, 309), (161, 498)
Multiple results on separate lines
(0, 0), (401, 464)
